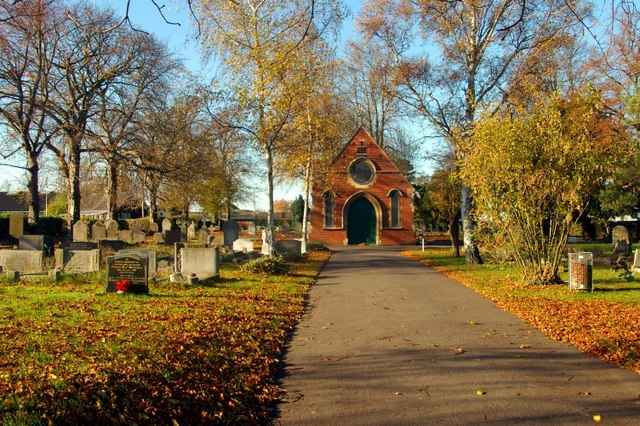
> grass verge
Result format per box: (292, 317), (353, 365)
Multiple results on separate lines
(0, 250), (331, 425)
(403, 248), (640, 373)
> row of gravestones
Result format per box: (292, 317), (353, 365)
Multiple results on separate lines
(73, 219), (153, 244)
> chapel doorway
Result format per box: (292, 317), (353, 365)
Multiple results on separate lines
(347, 197), (377, 245)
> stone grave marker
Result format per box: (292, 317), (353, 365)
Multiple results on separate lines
(164, 229), (182, 245)
(68, 241), (98, 250)
(149, 222), (159, 233)
(9, 213), (24, 238)
(119, 248), (157, 275)
(19, 235), (53, 253)
(105, 219), (119, 238)
(0, 249), (44, 273)
(99, 239), (125, 254)
(55, 248), (100, 273)
(180, 246), (220, 279)
(187, 222), (197, 241)
(211, 235), (224, 247)
(92, 221), (106, 241)
(153, 232), (165, 244)
(118, 230), (133, 244)
(132, 230), (146, 244)
(275, 239), (302, 256)
(247, 222), (256, 235)
(222, 220), (239, 246)
(281, 221), (291, 234)
(233, 238), (254, 253)
(162, 218), (172, 233)
(106, 254), (148, 294)
(73, 221), (90, 242)
(197, 228), (210, 244)
(261, 228), (271, 255)
(179, 223), (187, 242)
(612, 225), (630, 253)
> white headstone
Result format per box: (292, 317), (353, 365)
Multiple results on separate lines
(233, 238), (254, 253)
(162, 218), (172, 233)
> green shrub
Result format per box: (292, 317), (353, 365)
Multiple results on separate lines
(307, 241), (330, 251)
(241, 256), (290, 275)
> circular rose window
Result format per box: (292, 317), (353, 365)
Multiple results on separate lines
(349, 158), (374, 185)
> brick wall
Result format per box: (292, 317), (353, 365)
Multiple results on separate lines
(309, 128), (416, 246)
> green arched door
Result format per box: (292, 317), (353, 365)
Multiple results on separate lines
(347, 197), (377, 245)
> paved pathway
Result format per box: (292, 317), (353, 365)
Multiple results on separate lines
(276, 246), (640, 425)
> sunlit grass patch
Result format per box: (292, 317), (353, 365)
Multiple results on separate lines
(0, 250), (331, 425)
(403, 248), (640, 372)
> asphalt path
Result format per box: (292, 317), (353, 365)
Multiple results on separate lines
(275, 246), (640, 425)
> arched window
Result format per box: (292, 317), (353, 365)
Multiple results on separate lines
(323, 191), (334, 228)
(389, 190), (401, 228)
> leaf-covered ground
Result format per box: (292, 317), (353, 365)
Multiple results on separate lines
(405, 249), (640, 373)
(0, 251), (331, 425)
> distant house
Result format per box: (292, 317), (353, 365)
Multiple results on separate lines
(309, 128), (415, 245)
(0, 191), (55, 215)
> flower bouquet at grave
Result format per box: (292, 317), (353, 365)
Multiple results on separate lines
(116, 279), (133, 294)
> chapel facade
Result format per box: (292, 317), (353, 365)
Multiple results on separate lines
(309, 128), (415, 246)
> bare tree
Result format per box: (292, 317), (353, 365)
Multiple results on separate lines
(358, 0), (580, 263)
(0, 0), (61, 223)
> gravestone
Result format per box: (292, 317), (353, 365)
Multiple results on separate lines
(211, 235), (224, 247)
(99, 239), (126, 253)
(153, 232), (165, 244)
(275, 239), (302, 256)
(197, 228), (210, 244)
(247, 222), (256, 235)
(281, 221), (291, 234)
(261, 228), (271, 255)
(119, 248), (157, 275)
(149, 222), (159, 233)
(164, 229), (182, 245)
(633, 249), (640, 272)
(105, 219), (119, 238)
(222, 220), (239, 246)
(55, 248), (100, 273)
(180, 246), (220, 279)
(233, 238), (254, 253)
(0, 249), (43, 273)
(73, 221), (90, 242)
(19, 235), (43, 250)
(612, 225), (630, 253)
(132, 230), (146, 244)
(92, 221), (106, 241)
(162, 218), (172, 233)
(118, 230), (133, 244)
(106, 254), (149, 294)
(179, 223), (187, 242)
(187, 222), (197, 241)
(68, 241), (98, 250)
(9, 213), (24, 238)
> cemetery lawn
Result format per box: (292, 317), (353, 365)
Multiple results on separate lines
(0, 250), (331, 425)
(404, 249), (640, 373)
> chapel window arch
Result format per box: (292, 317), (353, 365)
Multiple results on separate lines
(389, 189), (402, 228)
(323, 191), (335, 228)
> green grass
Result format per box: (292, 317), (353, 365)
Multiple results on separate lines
(0, 251), (331, 425)
(405, 248), (640, 372)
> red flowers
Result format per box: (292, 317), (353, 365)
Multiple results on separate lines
(116, 279), (133, 294)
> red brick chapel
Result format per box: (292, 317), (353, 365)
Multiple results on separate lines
(309, 128), (415, 246)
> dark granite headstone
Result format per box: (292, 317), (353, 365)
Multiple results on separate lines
(99, 239), (126, 253)
(164, 229), (182, 245)
(106, 254), (148, 294)
(19, 235), (54, 252)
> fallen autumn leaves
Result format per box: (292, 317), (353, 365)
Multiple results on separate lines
(0, 251), (331, 425)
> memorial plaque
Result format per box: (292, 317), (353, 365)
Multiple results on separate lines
(106, 254), (148, 294)
(119, 248), (157, 274)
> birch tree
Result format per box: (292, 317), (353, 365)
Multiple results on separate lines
(358, 0), (580, 263)
(192, 0), (344, 255)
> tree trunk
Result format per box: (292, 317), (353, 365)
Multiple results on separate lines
(461, 184), (482, 264)
(301, 156), (312, 254)
(106, 158), (118, 220)
(67, 133), (82, 224)
(26, 152), (40, 224)
(449, 214), (460, 257)
(265, 145), (276, 256)
(148, 181), (158, 224)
